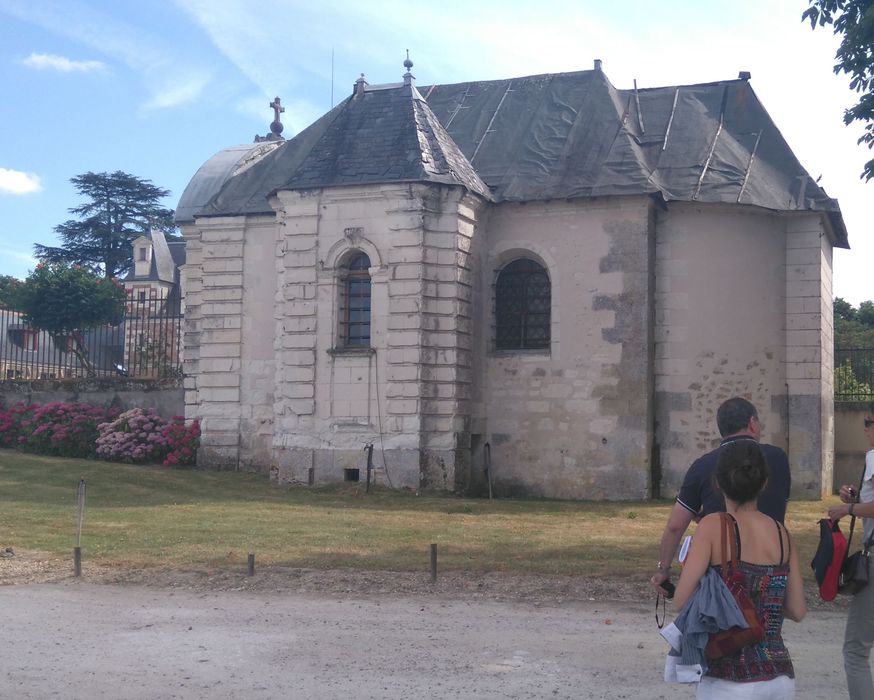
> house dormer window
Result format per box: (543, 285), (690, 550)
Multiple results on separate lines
(139, 247), (147, 261)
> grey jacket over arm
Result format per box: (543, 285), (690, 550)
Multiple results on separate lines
(660, 567), (748, 683)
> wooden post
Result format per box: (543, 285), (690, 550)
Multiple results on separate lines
(247, 553), (255, 576)
(430, 543), (437, 583)
(74, 478), (86, 577)
(365, 443), (374, 493)
(484, 443), (492, 500)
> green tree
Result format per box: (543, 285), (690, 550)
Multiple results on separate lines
(803, 1), (874, 180)
(0, 274), (20, 308)
(834, 296), (856, 322)
(835, 360), (874, 399)
(33, 171), (175, 279)
(5, 263), (126, 373)
(835, 297), (874, 347)
(858, 299), (874, 326)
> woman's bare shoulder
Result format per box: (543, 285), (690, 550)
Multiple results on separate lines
(696, 513), (724, 533)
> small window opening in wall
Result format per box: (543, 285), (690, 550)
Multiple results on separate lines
(495, 258), (551, 350)
(139, 247), (147, 262)
(344, 468), (360, 482)
(339, 252), (371, 348)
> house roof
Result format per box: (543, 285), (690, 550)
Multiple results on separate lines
(125, 230), (186, 285)
(177, 67), (848, 247)
(0, 309), (123, 372)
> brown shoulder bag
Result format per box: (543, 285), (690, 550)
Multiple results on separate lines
(704, 513), (766, 659)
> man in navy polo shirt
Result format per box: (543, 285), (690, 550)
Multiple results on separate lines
(650, 397), (791, 595)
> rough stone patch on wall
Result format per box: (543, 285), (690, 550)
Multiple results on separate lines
(655, 352), (780, 495)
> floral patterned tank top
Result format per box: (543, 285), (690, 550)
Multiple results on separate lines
(707, 535), (795, 682)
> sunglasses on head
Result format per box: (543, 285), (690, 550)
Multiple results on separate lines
(866, 418), (874, 428)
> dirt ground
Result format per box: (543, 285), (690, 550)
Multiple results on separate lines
(0, 550), (854, 699)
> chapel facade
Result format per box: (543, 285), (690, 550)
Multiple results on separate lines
(176, 59), (848, 500)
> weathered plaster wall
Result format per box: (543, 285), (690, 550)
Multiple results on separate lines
(653, 204), (834, 500)
(476, 197), (653, 500)
(181, 215), (278, 469)
(240, 219), (279, 468)
(654, 204), (787, 494)
(269, 184), (485, 490)
(835, 403), (873, 491)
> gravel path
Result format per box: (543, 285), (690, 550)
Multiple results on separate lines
(0, 555), (853, 700)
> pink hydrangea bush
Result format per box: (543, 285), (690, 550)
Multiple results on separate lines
(160, 416), (200, 467)
(0, 402), (38, 448)
(1, 401), (119, 458)
(1, 401), (199, 466)
(95, 408), (169, 463)
(95, 410), (200, 466)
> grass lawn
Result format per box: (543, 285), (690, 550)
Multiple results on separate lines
(0, 451), (837, 580)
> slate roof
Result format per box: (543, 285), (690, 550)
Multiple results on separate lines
(125, 230), (186, 286)
(177, 68), (848, 247)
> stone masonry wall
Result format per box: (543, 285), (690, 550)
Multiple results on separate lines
(652, 204), (835, 500)
(269, 184), (485, 490)
(784, 215), (834, 498)
(477, 197), (653, 500)
(182, 217), (252, 469)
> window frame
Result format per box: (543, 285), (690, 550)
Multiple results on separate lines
(338, 251), (372, 349)
(493, 257), (551, 351)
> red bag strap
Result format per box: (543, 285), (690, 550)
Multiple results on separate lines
(718, 513), (741, 579)
(727, 513), (739, 575)
(718, 513), (730, 579)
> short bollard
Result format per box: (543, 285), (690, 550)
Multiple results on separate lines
(430, 543), (437, 583)
(247, 553), (255, 576)
(74, 478), (86, 577)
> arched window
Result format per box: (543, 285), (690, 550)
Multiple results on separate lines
(339, 252), (371, 347)
(495, 258), (551, 350)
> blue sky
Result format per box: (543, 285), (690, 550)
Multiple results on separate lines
(0, 0), (871, 304)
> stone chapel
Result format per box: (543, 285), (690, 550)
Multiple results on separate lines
(175, 58), (848, 500)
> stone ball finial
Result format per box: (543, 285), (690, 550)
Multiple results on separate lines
(404, 49), (413, 72)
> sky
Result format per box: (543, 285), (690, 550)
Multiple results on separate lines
(0, 0), (871, 305)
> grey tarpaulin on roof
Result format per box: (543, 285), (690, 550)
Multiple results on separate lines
(176, 68), (848, 248)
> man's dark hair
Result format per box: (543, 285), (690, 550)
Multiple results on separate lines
(716, 397), (758, 437)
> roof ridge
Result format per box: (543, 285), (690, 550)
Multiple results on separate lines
(411, 88), (491, 199)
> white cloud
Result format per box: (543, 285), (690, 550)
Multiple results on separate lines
(0, 168), (42, 195)
(21, 52), (104, 72)
(2, 0), (212, 112)
(142, 76), (210, 111)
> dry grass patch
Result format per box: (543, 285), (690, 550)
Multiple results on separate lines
(0, 452), (837, 585)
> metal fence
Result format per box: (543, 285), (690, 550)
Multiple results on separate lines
(0, 292), (183, 380)
(835, 348), (874, 402)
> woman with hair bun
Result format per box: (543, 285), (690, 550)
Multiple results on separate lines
(674, 440), (806, 698)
